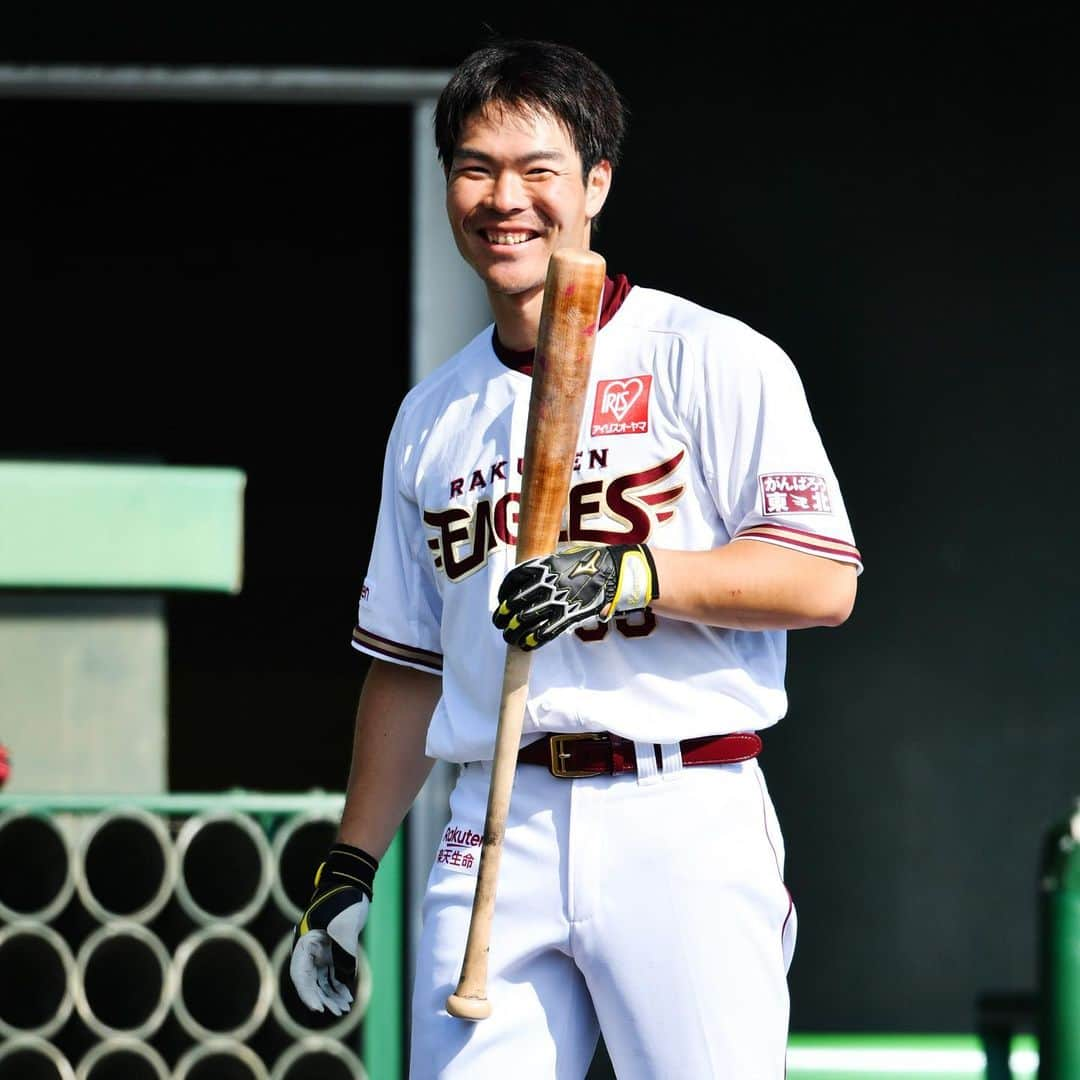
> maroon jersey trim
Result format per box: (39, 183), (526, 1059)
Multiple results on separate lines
(734, 525), (862, 568)
(492, 273), (632, 375)
(351, 626), (443, 672)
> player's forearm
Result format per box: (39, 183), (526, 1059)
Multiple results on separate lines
(649, 539), (857, 630)
(335, 658), (441, 860)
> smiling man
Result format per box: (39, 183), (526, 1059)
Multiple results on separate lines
(289, 36), (862, 1080)
(444, 103), (612, 348)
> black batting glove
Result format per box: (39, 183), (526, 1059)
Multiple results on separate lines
(493, 542), (659, 651)
(289, 843), (378, 1015)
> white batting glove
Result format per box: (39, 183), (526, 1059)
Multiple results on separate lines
(289, 843), (377, 1015)
(493, 541), (659, 650)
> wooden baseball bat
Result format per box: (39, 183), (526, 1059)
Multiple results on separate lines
(445, 247), (606, 1021)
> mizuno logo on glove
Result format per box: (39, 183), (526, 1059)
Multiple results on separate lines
(493, 542), (659, 651)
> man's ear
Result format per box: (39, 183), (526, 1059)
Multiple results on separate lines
(585, 159), (613, 221)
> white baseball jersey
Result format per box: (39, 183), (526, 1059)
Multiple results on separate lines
(352, 282), (862, 764)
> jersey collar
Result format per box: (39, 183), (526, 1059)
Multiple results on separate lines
(492, 273), (632, 376)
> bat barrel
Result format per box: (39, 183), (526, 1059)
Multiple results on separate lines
(516, 247), (607, 563)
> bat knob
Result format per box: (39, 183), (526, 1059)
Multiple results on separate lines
(445, 992), (492, 1021)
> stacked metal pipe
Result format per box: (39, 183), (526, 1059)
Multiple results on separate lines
(0, 804), (368, 1079)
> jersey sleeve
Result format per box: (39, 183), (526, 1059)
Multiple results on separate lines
(350, 403), (444, 674)
(700, 325), (863, 573)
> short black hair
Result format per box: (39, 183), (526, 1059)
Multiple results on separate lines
(434, 38), (628, 178)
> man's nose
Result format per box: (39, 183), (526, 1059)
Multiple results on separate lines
(488, 170), (526, 213)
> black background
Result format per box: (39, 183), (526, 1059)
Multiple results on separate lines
(4, 7), (1079, 1039)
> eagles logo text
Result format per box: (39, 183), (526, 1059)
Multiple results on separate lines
(448, 447), (609, 498)
(425, 453), (684, 581)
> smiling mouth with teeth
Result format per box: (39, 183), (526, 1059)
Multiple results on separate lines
(484, 231), (537, 245)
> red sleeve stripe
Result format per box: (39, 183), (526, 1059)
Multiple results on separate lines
(351, 627), (443, 672)
(733, 524), (862, 566)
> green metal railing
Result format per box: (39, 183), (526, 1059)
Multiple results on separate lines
(786, 1033), (1038, 1079)
(0, 789), (404, 1079)
(1039, 799), (1080, 1080)
(364, 822), (404, 1080)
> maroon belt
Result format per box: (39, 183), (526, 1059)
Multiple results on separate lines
(517, 731), (762, 779)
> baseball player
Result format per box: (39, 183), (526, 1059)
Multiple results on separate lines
(290, 36), (861, 1080)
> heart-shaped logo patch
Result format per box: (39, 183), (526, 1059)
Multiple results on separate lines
(591, 375), (652, 436)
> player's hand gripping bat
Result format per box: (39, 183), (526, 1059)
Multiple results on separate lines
(445, 247), (606, 1020)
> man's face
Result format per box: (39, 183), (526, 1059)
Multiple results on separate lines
(445, 104), (611, 298)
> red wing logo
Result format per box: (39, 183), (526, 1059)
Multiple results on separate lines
(591, 376), (652, 436)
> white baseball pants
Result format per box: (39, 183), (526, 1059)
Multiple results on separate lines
(408, 751), (796, 1079)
